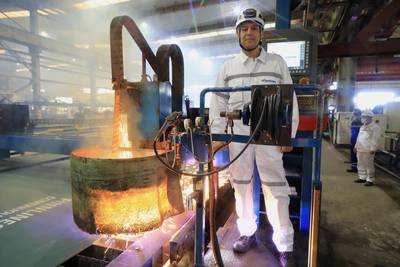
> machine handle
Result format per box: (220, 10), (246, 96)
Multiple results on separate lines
(284, 103), (292, 127)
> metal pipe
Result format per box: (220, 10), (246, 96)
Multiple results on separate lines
(156, 44), (184, 112)
(207, 146), (224, 267)
(110, 15), (161, 87)
(309, 183), (321, 267)
(199, 87), (252, 117)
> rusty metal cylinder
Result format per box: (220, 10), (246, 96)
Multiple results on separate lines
(70, 147), (184, 234)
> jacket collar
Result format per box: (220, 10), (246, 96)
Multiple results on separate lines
(239, 47), (267, 65)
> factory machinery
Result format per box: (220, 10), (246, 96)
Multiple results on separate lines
(63, 14), (324, 267)
(0, 14), (324, 267)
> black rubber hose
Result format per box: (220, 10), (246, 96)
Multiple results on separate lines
(153, 95), (267, 177)
(208, 148), (224, 267)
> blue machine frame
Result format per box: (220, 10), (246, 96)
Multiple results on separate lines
(194, 84), (323, 266)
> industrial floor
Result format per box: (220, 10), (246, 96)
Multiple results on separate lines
(319, 141), (400, 267)
(0, 141), (399, 267)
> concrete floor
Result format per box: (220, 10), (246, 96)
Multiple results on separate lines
(319, 141), (400, 267)
(1, 142), (400, 266)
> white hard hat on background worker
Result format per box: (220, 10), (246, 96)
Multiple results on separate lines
(361, 110), (374, 117)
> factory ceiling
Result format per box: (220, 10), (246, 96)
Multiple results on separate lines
(0, 0), (399, 105)
(0, 0), (398, 54)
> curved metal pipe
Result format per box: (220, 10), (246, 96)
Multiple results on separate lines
(110, 15), (160, 86)
(156, 44), (184, 112)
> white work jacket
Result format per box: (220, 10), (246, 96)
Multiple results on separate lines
(209, 48), (299, 138)
(355, 122), (381, 152)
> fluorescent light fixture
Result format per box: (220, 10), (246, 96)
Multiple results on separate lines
(153, 23), (275, 44)
(40, 31), (50, 38)
(74, 43), (109, 48)
(0, 9), (62, 19)
(205, 53), (236, 60)
(74, 0), (130, 10)
(97, 88), (113, 94)
(329, 81), (338, 90)
(0, 10), (29, 19)
(55, 97), (73, 104)
(16, 67), (29, 73)
(83, 87), (113, 94)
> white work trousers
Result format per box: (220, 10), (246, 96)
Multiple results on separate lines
(357, 152), (375, 182)
(228, 142), (294, 252)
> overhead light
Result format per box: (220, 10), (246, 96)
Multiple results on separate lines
(0, 10), (29, 19)
(329, 81), (338, 90)
(16, 67), (29, 73)
(43, 9), (59, 15)
(74, 43), (109, 48)
(40, 31), (50, 38)
(74, 0), (130, 10)
(83, 87), (113, 94)
(55, 97), (73, 104)
(205, 54), (236, 60)
(152, 23), (275, 44)
(0, 9), (61, 19)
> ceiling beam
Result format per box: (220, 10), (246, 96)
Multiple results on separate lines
(318, 38), (400, 58)
(0, 23), (89, 59)
(356, 0), (400, 42)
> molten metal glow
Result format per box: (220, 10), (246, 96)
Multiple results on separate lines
(72, 147), (155, 159)
(90, 179), (177, 234)
(117, 113), (133, 158)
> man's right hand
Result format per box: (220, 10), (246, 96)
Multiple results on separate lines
(212, 141), (227, 152)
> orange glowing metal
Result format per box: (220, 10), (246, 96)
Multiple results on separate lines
(90, 179), (177, 234)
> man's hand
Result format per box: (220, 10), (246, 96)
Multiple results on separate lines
(213, 141), (227, 152)
(370, 151), (375, 155)
(280, 146), (293, 153)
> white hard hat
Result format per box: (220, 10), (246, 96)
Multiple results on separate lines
(235, 8), (265, 30)
(361, 110), (374, 117)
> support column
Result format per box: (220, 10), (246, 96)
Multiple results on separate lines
(276, 0), (291, 29)
(29, 8), (41, 118)
(337, 57), (357, 111)
(89, 58), (96, 111)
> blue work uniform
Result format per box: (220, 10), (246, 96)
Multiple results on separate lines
(350, 118), (362, 171)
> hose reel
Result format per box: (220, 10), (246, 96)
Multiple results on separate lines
(220, 84), (294, 146)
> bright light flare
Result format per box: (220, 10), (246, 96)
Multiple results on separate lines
(354, 91), (395, 110)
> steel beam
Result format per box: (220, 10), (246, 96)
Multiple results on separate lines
(304, 0), (318, 28)
(29, 9), (41, 118)
(318, 39), (400, 58)
(276, 0), (291, 29)
(0, 23), (89, 59)
(356, 0), (400, 42)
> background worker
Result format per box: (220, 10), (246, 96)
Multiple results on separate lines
(354, 110), (381, 186)
(347, 109), (362, 173)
